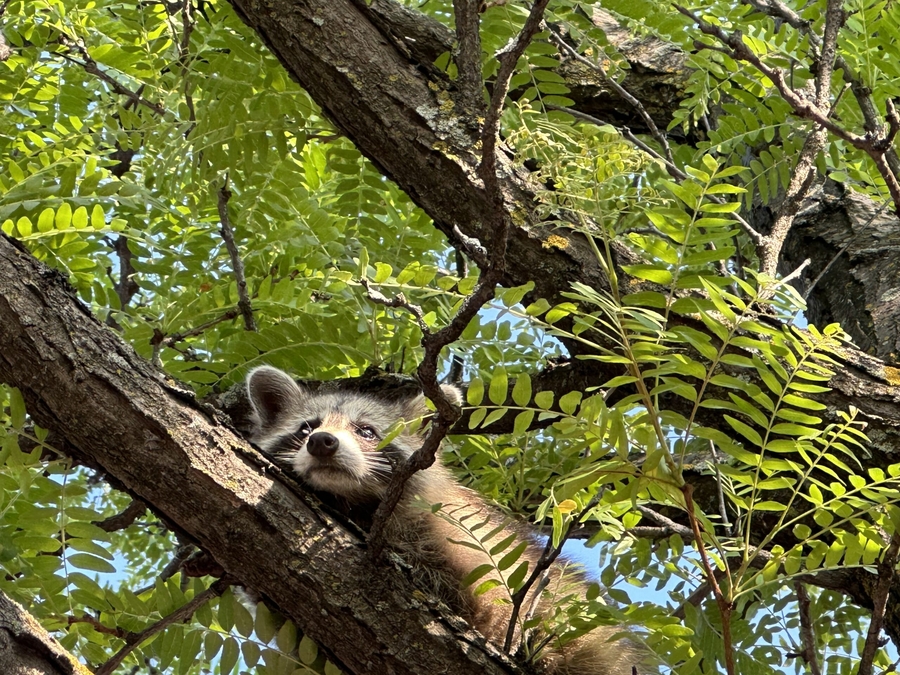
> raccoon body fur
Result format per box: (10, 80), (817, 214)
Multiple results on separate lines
(245, 366), (641, 675)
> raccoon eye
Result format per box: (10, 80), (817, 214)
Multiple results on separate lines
(294, 422), (315, 440)
(355, 425), (378, 440)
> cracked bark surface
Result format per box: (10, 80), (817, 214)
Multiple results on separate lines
(0, 590), (89, 675)
(776, 180), (900, 361)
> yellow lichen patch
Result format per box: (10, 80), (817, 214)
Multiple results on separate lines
(884, 365), (900, 386)
(542, 234), (569, 250)
(428, 81), (441, 91)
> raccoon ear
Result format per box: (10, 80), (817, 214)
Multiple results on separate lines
(439, 383), (464, 407)
(404, 384), (464, 420)
(246, 366), (305, 429)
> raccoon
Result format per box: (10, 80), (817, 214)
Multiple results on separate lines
(245, 366), (641, 675)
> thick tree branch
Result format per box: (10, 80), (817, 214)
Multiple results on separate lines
(0, 589), (90, 675)
(453, 0), (483, 112)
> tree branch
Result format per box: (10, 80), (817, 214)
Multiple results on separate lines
(96, 578), (231, 675)
(793, 581), (822, 675)
(366, 0), (551, 559)
(453, 0), (483, 112)
(859, 532), (900, 675)
(0, 589), (88, 675)
(94, 499), (146, 533)
(217, 179), (257, 333)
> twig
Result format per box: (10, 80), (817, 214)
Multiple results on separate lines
(779, 258), (811, 286)
(67, 613), (129, 638)
(366, 0), (550, 559)
(96, 578), (231, 675)
(94, 499), (146, 533)
(217, 178), (257, 332)
(683, 483), (735, 675)
(453, 0), (484, 112)
(447, 249), (468, 383)
(858, 531), (900, 675)
(178, 0), (197, 134)
(452, 223), (489, 267)
(133, 544), (196, 596)
(360, 278), (429, 334)
(794, 581), (822, 675)
(676, 4), (900, 215)
(672, 572), (725, 621)
(57, 35), (167, 117)
(162, 308), (242, 347)
(480, 0), (551, 201)
(503, 493), (601, 653)
(547, 26), (675, 167)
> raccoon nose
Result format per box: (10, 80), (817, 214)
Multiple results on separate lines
(307, 432), (339, 458)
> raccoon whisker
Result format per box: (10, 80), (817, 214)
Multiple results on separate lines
(364, 467), (394, 480)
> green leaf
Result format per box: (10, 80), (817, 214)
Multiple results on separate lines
(220, 638), (239, 674)
(298, 635), (318, 665)
(372, 262), (392, 283)
(488, 368), (508, 405)
(622, 265), (673, 284)
(461, 563), (494, 588)
(466, 378), (484, 406)
(497, 540), (529, 571)
(68, 553), (116, 573)
(511, 374), (532, 407)
(513, 410), (534, 436)
(534, 391), (554, 410)
(276, 620), (298, 653)
(724, 415), (763, 447)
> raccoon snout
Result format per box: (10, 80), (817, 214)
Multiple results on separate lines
(307, 432), (339, 458)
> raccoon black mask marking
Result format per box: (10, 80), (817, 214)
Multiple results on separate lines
(245, 365), (458, 502)
(245, 366), (643, 675)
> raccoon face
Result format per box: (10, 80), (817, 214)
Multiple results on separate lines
(245, 366), (459, 501)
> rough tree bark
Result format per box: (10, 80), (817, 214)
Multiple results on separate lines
(0, 590), (90, 675)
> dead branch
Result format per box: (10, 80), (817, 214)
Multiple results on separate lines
(366, 0), (551, 559)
